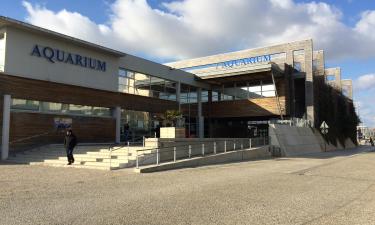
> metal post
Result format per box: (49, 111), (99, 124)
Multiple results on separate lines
(156, 148), (159, 165)
(109, 147), (112, 169)
(233, 141), (236, 151)
(136, 151), (139, 169)
(143, 136), (145, 147)
(249, 138), (252, 149)
(202, 143), (205, 156)
(2, 95), (11, 160)
(224, 140), (227, 153)
(174, 147), (176, 162)
(214, 142), (217, 154)
(241, 140), (243, 150)
(127, 141), (130, 155)
(189, 145), (192, 158)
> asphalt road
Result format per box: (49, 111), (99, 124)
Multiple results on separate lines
(1, 146), (375, 225)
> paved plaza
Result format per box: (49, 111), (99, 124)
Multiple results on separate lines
(1, 146), (375, 225)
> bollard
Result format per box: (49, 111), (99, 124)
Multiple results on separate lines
(249, 138), (252, 149)
(156, 148), (159, 165)
(142, 136), (145, 147)
(202, 143), (205, 156)
(127, 141), (130, 156)
(241, 140), (244, 150)
(189, 145), (192, 158)
(173, 147), (176, 162)
(136, 151), (139, 169)
(224, 140), (227, 153)
(233, 142), (236, 151)
(214, 142), (217, 154)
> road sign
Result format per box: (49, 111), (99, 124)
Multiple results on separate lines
(320, 121), (329, 135)
(320, 121), (329, 152)
(320, 121), (329, 129)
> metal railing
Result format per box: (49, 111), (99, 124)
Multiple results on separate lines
(134, 137), (270, 169)
(269, 117), (312, 127)
(107, 136), (148, 168)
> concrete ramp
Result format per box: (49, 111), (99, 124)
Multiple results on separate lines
(134, 146), (271, 173)
(269, 124), (322, 156)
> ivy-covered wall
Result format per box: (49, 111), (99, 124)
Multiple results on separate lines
(314, 76), (360, 147)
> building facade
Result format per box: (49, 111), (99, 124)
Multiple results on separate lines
(0, 16), (353, 159)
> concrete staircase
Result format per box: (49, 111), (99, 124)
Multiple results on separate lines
(6, 144), (148, 170)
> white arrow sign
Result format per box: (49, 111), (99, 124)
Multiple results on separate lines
(320, 121), (329, 129)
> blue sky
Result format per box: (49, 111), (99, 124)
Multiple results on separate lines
(1, 0), (375, 126)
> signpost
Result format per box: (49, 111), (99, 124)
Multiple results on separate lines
(320, 121), (329, 152)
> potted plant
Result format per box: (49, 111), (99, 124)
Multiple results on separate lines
(160, 110), (186, 138)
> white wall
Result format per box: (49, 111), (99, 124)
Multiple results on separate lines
(4, 27), (120, 92)
(0, 32), (5, 72)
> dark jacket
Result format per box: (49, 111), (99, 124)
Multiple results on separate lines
(64, 134), (77, 149)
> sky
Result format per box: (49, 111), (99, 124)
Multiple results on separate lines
(1, 0), (375, 126)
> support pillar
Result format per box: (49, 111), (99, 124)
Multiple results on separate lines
(2, 95), (11, 160)
(113, 106), (121, 144)
(197, 88), (204, 138)
(176, 82), (181, 111)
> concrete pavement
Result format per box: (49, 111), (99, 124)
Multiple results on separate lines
(0, 146), (374, 225)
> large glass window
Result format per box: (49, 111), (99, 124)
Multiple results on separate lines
(11, 99), (39, 111)
(118, 68), (177, 101)
(11, 99), (111, 117)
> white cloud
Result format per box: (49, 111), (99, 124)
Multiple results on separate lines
(354, 74), (375, 91)
(21, 0), (375, 62)
(354, 74), (375, 127)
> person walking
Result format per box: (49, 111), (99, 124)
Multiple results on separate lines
(64, 129), (77, 165)
(370, 137), (374, 147)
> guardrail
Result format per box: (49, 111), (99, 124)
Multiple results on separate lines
(134, 137), (270, 169)
(269, 118), (312, 127)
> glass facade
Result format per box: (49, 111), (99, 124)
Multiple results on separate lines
(118, 68), (177, 101)
(11, 99), (111, 117)
(212, 82), (276, 101)
(120, 109), (162, 140)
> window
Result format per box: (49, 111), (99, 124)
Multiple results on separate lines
(212, 91), (219, 102)
(69, 105), (93, 115)
(342, 87), (350, 97)
(40, 102), (62, 113)
(11, 99), (39, 111)
(11, 98), (111, 117)
(326, 75), (336, 81)
(313, 60), (318, 71)
(293, 62), (302, 72)
(118, 68), (177, 101)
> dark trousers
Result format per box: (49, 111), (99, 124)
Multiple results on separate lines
(66, 148), (75, 163)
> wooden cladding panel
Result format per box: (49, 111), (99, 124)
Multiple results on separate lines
(205, 97), (286, 118)
(181, 96), (286, 118)
(0, 73), (178, 113)
(9, 112), (115, 150)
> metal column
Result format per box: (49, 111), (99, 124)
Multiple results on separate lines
(1, 95), (11, 160)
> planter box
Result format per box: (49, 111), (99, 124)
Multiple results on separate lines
(160, 127), (186, 138)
